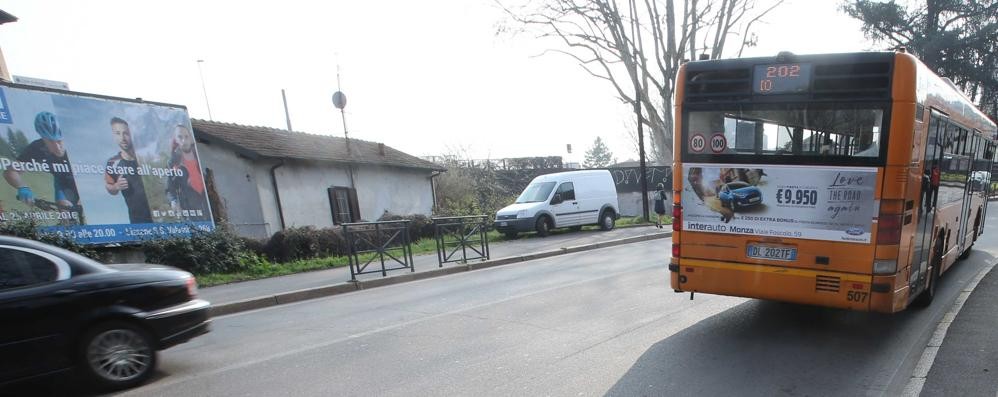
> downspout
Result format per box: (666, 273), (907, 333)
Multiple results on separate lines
(270, 160), (286, 230)
(429, 170), (444, 213)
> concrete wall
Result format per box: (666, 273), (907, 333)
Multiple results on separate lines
(618, 191), (672, 218)
(196, 142), (270, 239)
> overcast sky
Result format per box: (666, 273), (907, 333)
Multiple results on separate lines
(1, 0), (874, 164)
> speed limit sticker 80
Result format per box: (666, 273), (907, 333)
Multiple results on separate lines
(690, 134), (706, 153)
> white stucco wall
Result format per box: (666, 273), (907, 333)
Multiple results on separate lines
(269, 160), (353, 229)
(353, 166), (434, 220)
(198, 144), (436, 237)
(195, 142), (271, 239)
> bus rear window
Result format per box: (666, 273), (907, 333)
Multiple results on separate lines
(684, 104), (886, 160)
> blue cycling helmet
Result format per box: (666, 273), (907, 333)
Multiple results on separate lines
(34, 111), (63, 140)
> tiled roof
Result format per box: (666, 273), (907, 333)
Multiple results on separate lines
(191, 119), (445, 172)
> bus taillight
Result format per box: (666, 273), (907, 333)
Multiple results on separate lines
(672, 205), (682, 232)
(877, 214), (902, 245)
(672, 243), (680, 258)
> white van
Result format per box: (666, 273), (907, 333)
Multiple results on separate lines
(494, 170), (620, 237)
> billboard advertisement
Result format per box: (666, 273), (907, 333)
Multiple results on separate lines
(0, 84), (213, 244)
(682, 163), (877, 243)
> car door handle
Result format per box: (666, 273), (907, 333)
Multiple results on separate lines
(572, 202), (578, 205)
(53, 289), (77, 296)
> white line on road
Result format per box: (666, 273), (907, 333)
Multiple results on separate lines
(902, 259), (996, 397)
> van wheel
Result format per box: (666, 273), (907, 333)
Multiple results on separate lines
(599, 210), (616, 231)
(535, 216), (551, 237)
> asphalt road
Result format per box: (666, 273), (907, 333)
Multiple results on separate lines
(113, 204), (998, 397)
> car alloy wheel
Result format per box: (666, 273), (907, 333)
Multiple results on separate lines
(84, 324), (155, 388)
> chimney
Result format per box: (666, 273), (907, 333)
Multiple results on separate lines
(378, 143), (385, 156)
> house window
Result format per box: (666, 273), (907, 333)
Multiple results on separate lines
(328, 186), (360, 224)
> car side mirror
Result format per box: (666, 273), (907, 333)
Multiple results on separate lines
(551, 193), (563, 205)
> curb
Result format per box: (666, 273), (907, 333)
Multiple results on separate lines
(210, 231), (671, 317)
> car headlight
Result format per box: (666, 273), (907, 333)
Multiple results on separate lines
(517, 210), (528, 218)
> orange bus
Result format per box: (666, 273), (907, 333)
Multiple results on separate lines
(670, 50), (997, 313)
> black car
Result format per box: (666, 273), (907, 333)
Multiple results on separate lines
(0, 236), (211, 392)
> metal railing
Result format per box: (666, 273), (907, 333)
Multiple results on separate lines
(433, 215), (490, 266)
(342, 220), (415, 280)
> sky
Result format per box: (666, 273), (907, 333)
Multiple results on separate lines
(0, 0), (875, 165)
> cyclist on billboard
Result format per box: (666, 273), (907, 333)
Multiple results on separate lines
(2, 111), (83, 219)
(104, 117), (152, 223)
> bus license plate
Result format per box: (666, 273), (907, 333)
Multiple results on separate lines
(746, 244), (797, 261)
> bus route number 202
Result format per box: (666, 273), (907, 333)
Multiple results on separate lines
(847, 291), (868, 303)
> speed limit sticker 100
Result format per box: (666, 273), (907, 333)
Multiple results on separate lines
(710, 133), (727, 153)
(690, 133), (706, 153)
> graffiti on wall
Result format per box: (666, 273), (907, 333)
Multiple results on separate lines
(610, 166), (671, 193)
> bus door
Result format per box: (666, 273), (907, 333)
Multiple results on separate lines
(911, 113), (945, 293)
(958, 134), (981, 248)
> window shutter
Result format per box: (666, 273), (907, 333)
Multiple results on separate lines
(348, 188), (361, 222)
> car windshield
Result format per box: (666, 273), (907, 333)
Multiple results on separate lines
(516, 182), (556, 203)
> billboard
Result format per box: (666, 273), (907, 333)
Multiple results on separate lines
(0, 84), (213, 244)
(681, 163), (878, 243)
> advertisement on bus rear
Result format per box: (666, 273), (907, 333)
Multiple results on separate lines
(682, 163), (878, 243)
(0, 84), (213, 244)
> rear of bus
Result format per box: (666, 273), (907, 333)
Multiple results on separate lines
(670, 52), (910, 313)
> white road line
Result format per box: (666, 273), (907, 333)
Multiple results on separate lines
(902, 260), (996, 397)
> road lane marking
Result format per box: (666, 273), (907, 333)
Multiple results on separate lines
(902, 259), (996, 397)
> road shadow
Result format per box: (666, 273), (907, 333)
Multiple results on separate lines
(606, 252), (997, 397)
(604, 300), (921, 397)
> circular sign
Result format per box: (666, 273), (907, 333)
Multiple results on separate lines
(710, 133), (727, 153)
(690, 133), (706, 153)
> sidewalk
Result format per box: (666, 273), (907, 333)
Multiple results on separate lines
(202, 225), (671, 315)
(920, 263), (998, 396)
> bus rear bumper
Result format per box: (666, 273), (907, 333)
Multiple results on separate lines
(670, 259), (900, 313)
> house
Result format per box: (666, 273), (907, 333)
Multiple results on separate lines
(192, 119), (446, 239)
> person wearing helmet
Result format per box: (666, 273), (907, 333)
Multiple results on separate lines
(104, 117), (152, 223)
(3, 111), (83, 216)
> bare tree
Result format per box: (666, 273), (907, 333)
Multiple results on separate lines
(499, 0), (785, 163)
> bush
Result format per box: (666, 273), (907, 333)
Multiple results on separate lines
(143, 224), (246, 274)
(262, 226), (349, 262)
(0, 219), (108, 262)
(239, 236), (267, 257)
(377, 212), (435, 242)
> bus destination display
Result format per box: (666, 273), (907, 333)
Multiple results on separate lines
(753, 63), (811, 94)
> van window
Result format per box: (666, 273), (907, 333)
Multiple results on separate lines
(516, 182), (557, 203)
(556, 182), (575, 201)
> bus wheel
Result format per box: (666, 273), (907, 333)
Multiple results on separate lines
(960, 214), (981, 260)
(913, 240), (943, 307)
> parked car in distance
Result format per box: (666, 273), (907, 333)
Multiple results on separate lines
(716, 181), (763, 210)
(0, 236), (211, 392)
(495, 170), (620, 238)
